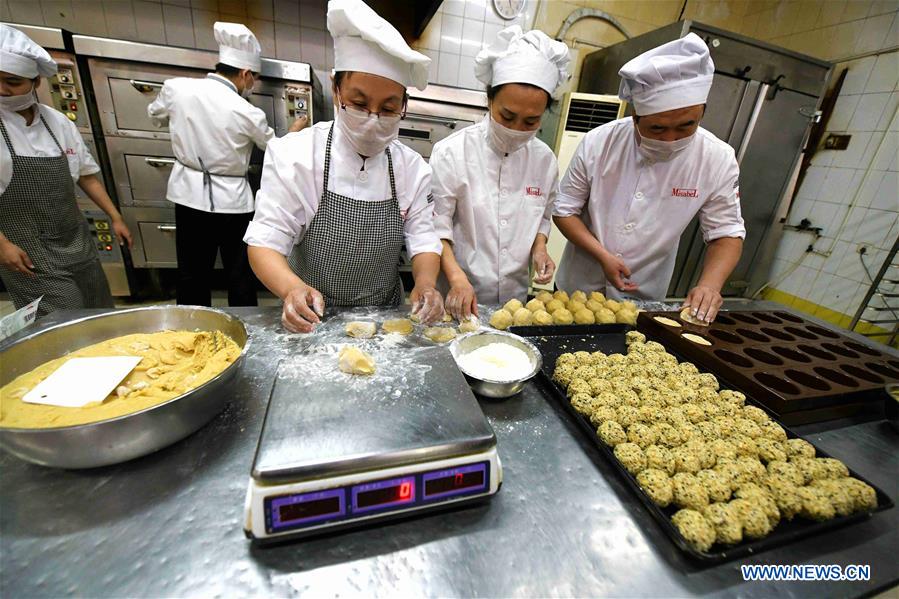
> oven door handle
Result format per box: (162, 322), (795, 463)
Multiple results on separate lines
(156, 224), (177, 233)
(404, 114), (458, 129)
(145, 157), (176, 168)
(130, 79), (164, 93)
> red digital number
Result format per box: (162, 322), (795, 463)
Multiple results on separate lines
(454, 473), (464, 487)
(399, 481), (412, 499)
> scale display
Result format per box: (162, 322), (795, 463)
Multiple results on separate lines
(264, 462), (490, 534)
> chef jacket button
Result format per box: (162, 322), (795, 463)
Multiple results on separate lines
(500, 189), (508, 197)
(625, 223), (635, 231)
(635, 192), (644, 199)
(501, 248), (508, 255)
(616, 252), (623, 257)
(501, 219), (507, 226)
(358, 171), (369, 182)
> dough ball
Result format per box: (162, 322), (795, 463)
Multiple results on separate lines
(533, 310), (553, 326)
(503, 298), (524, 314)
(756, 439), (787, 463)
(795, 487), (836, 521)
(570, 290), (588, 304)
(616, 309), (638, 325)
(645, 444), (676, 475)
(702, 502), (743, 546)
(489, 309), (514, 330)
(459, 317), (480, 334)
(766, 460), (804, 487)
(671, 509), (716, 552)
(604, 299), (622, 313)
(345, 321), (376, 339)
(841, 478), (877, 511)
(574, 309), (596, 325)
(621, 300), (637, 313)
(597, 420), (627, 447)
(567, 300), (587, 314)
(729, 498), (773, 538)
(512, 307), (533, 326)
(637, 468), (674, 507)
(382, 319), (413, 335)
(595, 308), (616, 324)
(535, 290), (554, 303)
(423, 327), (457, 344)
(817, 457), (849, 479)
(626, 330), (647, 345)
(553, 308), (574, 325)
(525, 298), (545, 312)
(553, 290), (570, 303)
(810, 479), (854, 517)
(545, 299), (565, 314)
(792, 457), (828, 484)
(589, 405), (619, 427)
(613, 442), (647, 475)
(765, 475), (803, 520)
(338, 346), (375, 376)
(786, 438), (816, 459)
(589, 291), (606, 303)
(697, 469), (732, 503)
(585, 299), (605, 312)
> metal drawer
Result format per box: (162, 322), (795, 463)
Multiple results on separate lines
(125, 154), (175, 204)
(138, 221), (178, 266)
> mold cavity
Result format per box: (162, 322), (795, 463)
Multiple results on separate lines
(710, 329), (743, 344)
(784, 326), (818, 340)
(784, 369), (832, 391)
(775, 311), (805, 323)
(838, 364), (883, 384)
(731, 313), (761, 325)
(865, 362), (899, 381)
(771, 346), (812, 363)
(744, 347), (785, 365)
(714, 314), (736, 326)
(813, 367), (860, 387)
(714, 349), (753, 368)
(761, 327), (795, 341)
(754, 372), (802, 395)
(797, 344), (836, 361)
(843, 341), (881, 357)
(821, 342), (859, 359)
(806, 325), (840, 339)
(754, 312), (783, 324)
(736, 328), (771, 343)
(889, 360), (899, 371)
(681, 332), (713, 346)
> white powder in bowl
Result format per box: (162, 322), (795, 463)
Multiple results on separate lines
(456, 342), (534, 382)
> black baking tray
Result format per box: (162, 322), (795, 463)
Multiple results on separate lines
(510, 324), (895, 564)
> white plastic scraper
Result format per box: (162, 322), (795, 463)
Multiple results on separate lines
(22, 356), (143, 408)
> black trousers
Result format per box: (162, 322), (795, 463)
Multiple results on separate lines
(175, 203), (258, 307)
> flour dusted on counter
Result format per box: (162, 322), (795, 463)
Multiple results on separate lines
(456, 343), (533, 382)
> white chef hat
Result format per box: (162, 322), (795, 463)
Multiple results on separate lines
(0, 24), (57, 79)
(618, 33), (714, 116)
(214, 22), (262, 72)
(475, 26), (570, 97)
(328, 0), (431, 90)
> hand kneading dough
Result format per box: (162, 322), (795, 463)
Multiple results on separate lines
(490, 309), (514, 330)
(412, 312), (454, 324)
(339, 346), (376, 375)
(574, 308), (596, 324)
(525, 298), (545, 312)
(680, 307), (710, 326)
(553, 308), (574, 325)
(424, 327), (457, 343)
(513, 307), (533, 326)
(533, 310), (553, 325)
(545, 299), (565, 314)
(382, 319), (414, 335)
(503, 299), (524, 313)
(345, 321), (377, 338)
(535, 290), (554, 304)
(595, 308), (616, 324)
(459, 317), (480, 333)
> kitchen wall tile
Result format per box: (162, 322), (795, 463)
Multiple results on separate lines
(849, 92), (890, 131)
(218, 0), (246, 16)
(192, 9), (218, 51)
(464, 0), (487, 21)
(9, 0), (45, 24)
(839, 204), (870, 244)
(855, 169), (888, 207)
(273, 0), (298, 24)
(872, 171), (899, 211)
(795, 0), (823, 32)
(419, 48), (439, 85)
(441, 14), (463, 55)
(458, 54), (480, 89)
(418, 13), (442, 52)
(443, 0), (465, 17)
(852, 207), (896, 247)
(839, 56), (875, 95)
(829, 19), (866, 60)
(868, 0), (898, 17)
(300, 26), (326, 68)
(865, 52), (899, 93)
(249, 18), (276, 58)
(324, 30), (334, 68)
(808, 271), (836, 306)
(810, 148), (836, 167)
(875, 91), (898, 131)
(837, 237), (869, 283)
(0, 1), (12, 22)
(190, 0), (218, 10)
(832, 131), (873, 168)
(825, 275), (861, 313)
(816, 0), (847, 27)
(133, 1), (167, 44)
(247, 0), (274, 20)
(103, 0), (138, 40)
(461, 18), (484, 57)
(163, 3), (195, 47)
(823, 239), (852, 274)
(871, 131), (898, 170)
(299, 0), (326, 30)
(482, 21), (503, 49)
(843, 0), (874, 22)
(819, 166), (858, 203)
(274, 21), (301, 61)
(886, 9), (899, 46)
(797, 165), (828, 200)
(72, 1), (108, 36)
(854, 11), (894, 54)
(437, 51), (460, 87)
(40, 0), (74, 28)
(828, 93), (860, 131)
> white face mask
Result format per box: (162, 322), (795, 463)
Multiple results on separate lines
(487, 114), (537, 155)
(336, 104), (401, 157)
(0, 83), (37, 112)
(635, 127), (696, 162)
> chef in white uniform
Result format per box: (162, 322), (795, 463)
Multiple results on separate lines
(0, 24), (133, 318)
(554, 34), (745, 322)
(147, 22), (304, 307)
(244, 0), (444, 333)
(431, 26), (569, 319)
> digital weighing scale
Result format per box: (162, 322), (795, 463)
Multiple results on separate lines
(244, 346), (502, 541)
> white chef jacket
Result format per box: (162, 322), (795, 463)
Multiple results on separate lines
(431, 117), (556, 304)
(244, 121), (443, 259)
(0, 104), (99, 195)
(147, 74), (273, 214)
(554, 117), (745, 300)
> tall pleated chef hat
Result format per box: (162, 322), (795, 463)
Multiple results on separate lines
(214, 22), (262, 72)
(618, 33), (714, 116)
(0, 24), (57, 79)
(475, 26), (570, 97)
(328, 0), (431, 91)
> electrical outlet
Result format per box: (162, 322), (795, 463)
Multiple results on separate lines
(857, 243), (872, 254)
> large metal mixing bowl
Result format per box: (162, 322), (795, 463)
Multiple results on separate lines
(450, 330), (542, 399)
(0, 306), (249, 469)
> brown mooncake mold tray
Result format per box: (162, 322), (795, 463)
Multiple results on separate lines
(638, 310), (899, 424)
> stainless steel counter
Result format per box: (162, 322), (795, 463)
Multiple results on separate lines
(2, 304), (898, 597)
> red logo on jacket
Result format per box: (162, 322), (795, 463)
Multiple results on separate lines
(526, 186), (541, 196)
(672, 187), (698, 198)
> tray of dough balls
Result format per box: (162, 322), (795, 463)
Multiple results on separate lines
(488, 290), (639, 331)
(518, 326), (893, 563)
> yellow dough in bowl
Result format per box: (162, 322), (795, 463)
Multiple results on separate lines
(0, 331), (240, 429)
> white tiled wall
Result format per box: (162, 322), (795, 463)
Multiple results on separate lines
(770, 47), (899, 322)
(412, 0), (537, 90)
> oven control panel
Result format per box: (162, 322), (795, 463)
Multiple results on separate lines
(49, 59), (89, 130)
